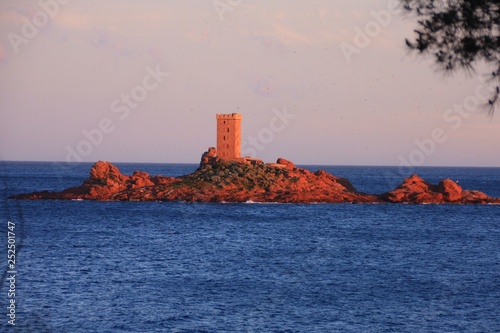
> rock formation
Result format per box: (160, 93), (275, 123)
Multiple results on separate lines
(9, 149), (500, 204)
(381, 174), (499, 204)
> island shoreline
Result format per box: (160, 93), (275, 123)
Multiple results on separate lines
(9, 149), (500, 205)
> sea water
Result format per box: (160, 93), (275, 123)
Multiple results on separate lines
(1, 162), (499, 332)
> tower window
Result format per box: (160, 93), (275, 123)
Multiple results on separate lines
(227, 128), (230, 133)
(223, 135), (226, 141)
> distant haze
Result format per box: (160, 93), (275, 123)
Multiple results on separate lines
(1, 0), (499, 166)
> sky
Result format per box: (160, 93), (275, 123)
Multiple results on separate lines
(0, 0), (499, 166)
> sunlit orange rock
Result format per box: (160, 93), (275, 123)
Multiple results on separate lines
(381, 174), (499, 204)
(276, 158), (296, 170)
(89, 160), (127, 183)
(437, 179), (463, 202)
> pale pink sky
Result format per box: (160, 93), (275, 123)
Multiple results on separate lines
(1, 0), (499, 166)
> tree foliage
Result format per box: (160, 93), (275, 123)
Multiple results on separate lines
(402, 0), (499, 113)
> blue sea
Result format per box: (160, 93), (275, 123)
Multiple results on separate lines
(1, 161), (499, 333)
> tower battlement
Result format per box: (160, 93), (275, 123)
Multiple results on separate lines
(216, 113), (243, 120)
(216, 113), (242, 160)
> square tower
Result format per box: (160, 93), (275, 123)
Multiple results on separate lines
(216, 113), (242, 160)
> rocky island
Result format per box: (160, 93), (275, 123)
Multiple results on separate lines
(9, 148), (500, 204)
(10, 113), (500, 204)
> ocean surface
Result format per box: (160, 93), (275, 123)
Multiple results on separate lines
(1, 161), (499, 333)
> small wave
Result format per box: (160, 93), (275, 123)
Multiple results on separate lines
(244, 200), (280, 204)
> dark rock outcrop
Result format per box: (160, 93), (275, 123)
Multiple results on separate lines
(200, 147), (219, 166)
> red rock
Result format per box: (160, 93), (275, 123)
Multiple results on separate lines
(380, 174), (438, 204)
(131, 170), (154, 188)
(437, 179), (462, 202)
(381, 174), (499, 204)
(89, 161), (127, 183)
(150, 175), (176, 186)
(276, 158), (295, 170)
(461, 190), (490, 203)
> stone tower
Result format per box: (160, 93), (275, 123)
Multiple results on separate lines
(216, 113), (242, 160)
